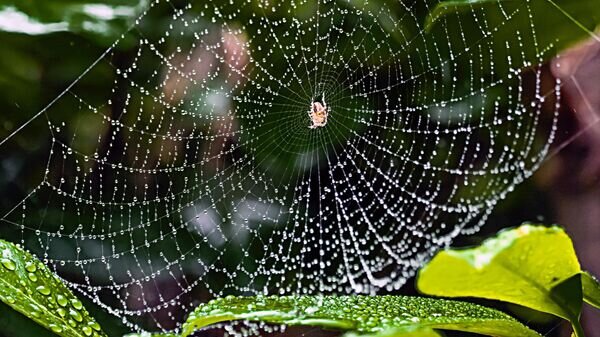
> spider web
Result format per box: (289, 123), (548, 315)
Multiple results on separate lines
(2, 0), (590, 332)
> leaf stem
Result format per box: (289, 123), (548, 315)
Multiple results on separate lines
(571, 319), (586, 337)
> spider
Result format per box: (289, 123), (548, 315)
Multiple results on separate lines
(308, 94), (328, 129)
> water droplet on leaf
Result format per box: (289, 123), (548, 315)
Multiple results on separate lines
(1, 258), (16, 271)
(56, 294), (68, 307)
(71, 298), (83, 310)
(36, 285), (51, 296)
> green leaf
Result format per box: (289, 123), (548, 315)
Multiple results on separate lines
(582, 271), (600, 309)
(550, 273), (583, 321)
(417, 224), (584, 333)
(0, 0), (144, 46)
(549, 274), (585, 337)
(344, 327), (442, 337)
(0, 239), (106, 337)
(181, 295), (540, 337)
(425, 0), (504, 30)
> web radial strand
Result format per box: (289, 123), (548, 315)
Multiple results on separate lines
(1, 0), (562, 332)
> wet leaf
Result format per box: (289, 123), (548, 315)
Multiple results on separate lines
(582, 271), (600, 309)
(181, 295), (540, 337)
(417, 224), (585, 335)
(0, 239), (106, 337)
(345, 327), (442, 337)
